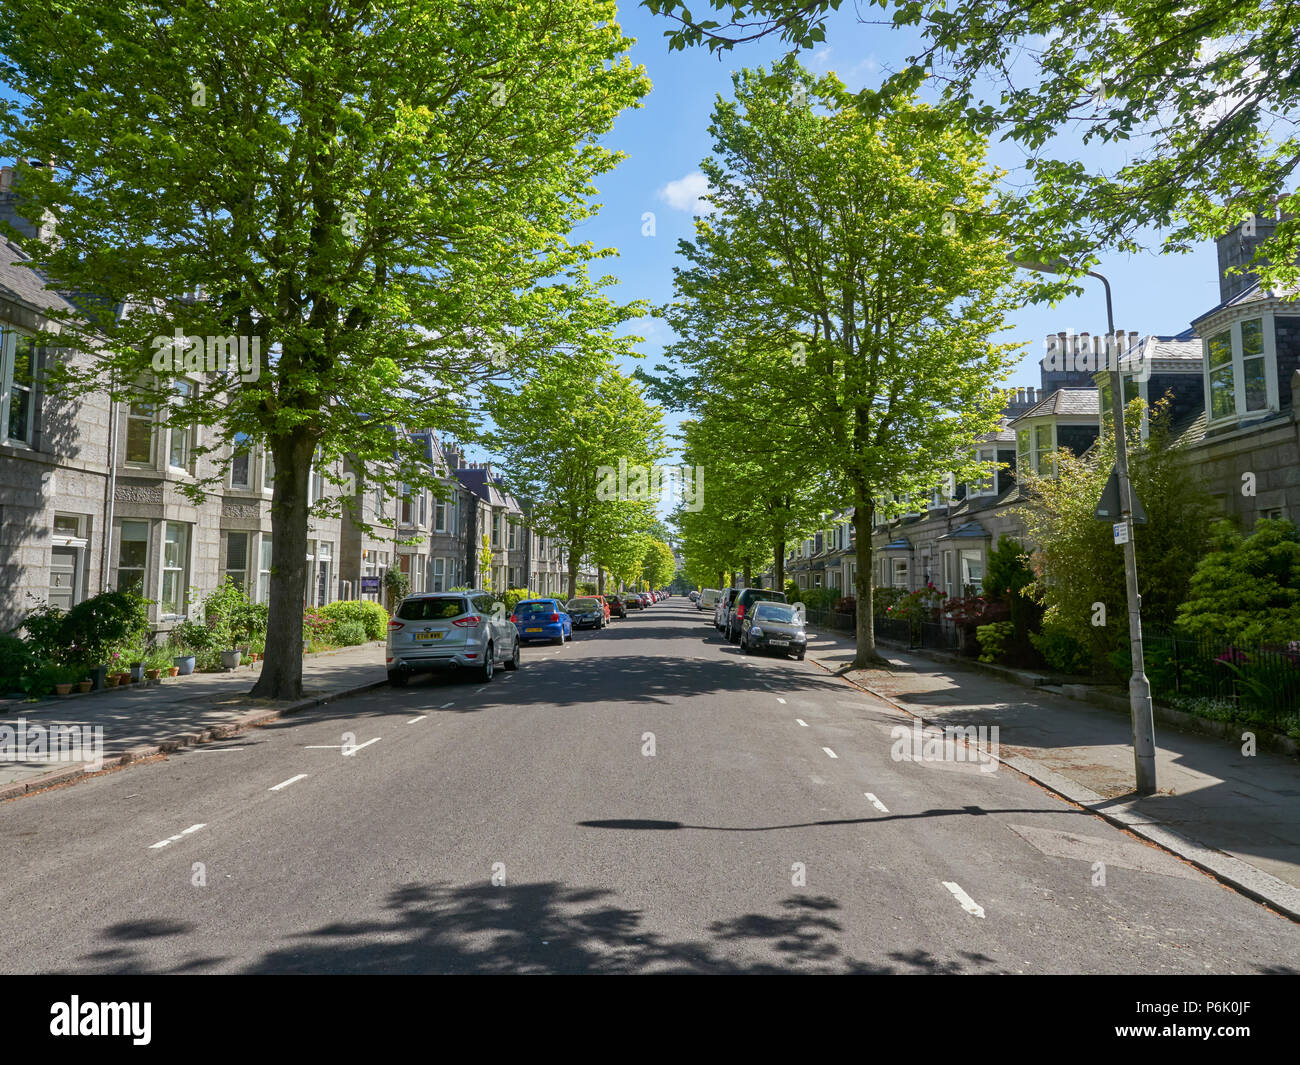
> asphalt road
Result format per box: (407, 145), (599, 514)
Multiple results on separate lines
(2, 599), (1298, 974)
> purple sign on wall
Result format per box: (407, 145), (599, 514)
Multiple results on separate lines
(360, 576), (381, 594)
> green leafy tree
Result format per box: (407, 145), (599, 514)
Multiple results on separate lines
(1177, 519), (1300, 647)
(648, 0), (1300, 293)
(486, 353), (666, 599)
(1016, 401), (1217, 668)
(0, 0), (648, 698)
(642, 539), (677, 589)
(660, 60), (1022, 666)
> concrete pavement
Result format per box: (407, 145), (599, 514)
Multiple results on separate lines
(801, 623), (1300, 917)
(1, 599), (1297, 973)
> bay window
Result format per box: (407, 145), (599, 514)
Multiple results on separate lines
(1204, 315), (1276, 423)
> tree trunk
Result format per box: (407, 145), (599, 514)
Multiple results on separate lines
(597, 568), (605, 595)
(567, 557), (578, 600)
(851, 493), (889, 670)
(774, 539), (785, 591)
(251, 428), (315, 700)
(717, 569), (725, 589)
(742, 557), (751, 588)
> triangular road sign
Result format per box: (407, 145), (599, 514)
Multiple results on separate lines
(1095, 467), (1147, 524)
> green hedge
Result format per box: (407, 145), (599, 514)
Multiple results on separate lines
(318, 599), (389, 641)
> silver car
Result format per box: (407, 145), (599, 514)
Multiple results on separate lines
(739, 601), (808, 660)
(386, 590), (520, 685)
(714, 588), (739, 631)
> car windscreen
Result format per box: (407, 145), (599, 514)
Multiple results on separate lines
(398, 597), (467, 621)
(568, 599), (600, 611)
(516, 602), (555, 615)
(746, 591), (786, 604)
(753, 603), (798, 624)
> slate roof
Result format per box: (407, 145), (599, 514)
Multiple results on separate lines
(1009, 388), (1099, 424)
(938, 520), (991, 541)
(1191, 280), (1300, 327)
(0, 239), (79, 319)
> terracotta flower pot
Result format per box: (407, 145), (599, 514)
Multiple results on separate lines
(77, 680), (92, 693)
(145, 668), (162, 680)
(167, 666), (180, 677)
(55, 683), (73, 696)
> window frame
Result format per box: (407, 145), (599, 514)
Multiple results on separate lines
(1202, 313), (1279, 426)
(0, 326), (37, 446)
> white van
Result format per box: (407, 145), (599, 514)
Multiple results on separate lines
(698, 588), (720, 612)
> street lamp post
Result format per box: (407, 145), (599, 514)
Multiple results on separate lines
(1012, 256), (1158, 795)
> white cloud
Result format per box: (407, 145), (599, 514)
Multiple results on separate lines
(658, 170), (716, 215)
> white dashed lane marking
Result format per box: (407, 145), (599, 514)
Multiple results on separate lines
(943, 881), (986, 918)
(343, 738), (381, 756)
(822, 747), (838, 759)
(796, 719), (808, 727)
(269, 774), (308, 792)
(407, 716), (426, 725)
(149, 823), (205, 850)
(865, 793), (889, 813)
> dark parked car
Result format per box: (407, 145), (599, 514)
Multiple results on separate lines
(606, 595), (628, 618)
(726, 588), (788, 642)
(566, 596), (606, 630)
(740, 601), (807, 660)
(623, 593), (644, 611)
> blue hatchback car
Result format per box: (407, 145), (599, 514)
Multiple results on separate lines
(511, 599), (572, 645)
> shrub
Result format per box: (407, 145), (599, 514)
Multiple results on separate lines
(327, 618), (368, 646)
(1030, 623), (1092, 675)
(800, 587), (838, 610)
(59, 590), (150, 666)
(319, 600), (388, 641)
(302, 609), (333, 645)
(577, 582), (598, 598)
(20, 602), (70, 663)
(833, 595), (856, 615)
(976, 621), (1015, 663)
(1176, 518), (1300, 646)
(0, 634), (38, 694)
(501, 587), (533, 612)
(172, 619), (219, 656)
(383, 568), (410, 602)
(784, 580), (801, 603)
(872, 587), (908, 615)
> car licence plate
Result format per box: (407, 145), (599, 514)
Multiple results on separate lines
(414, 632), (443, 641)
(769, 639), (789, 647)
(526, 627), (542, 633)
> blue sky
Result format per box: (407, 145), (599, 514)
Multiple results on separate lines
(591, 3), (1224, 463)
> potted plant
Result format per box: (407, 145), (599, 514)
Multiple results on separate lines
(76, 676), (93, 693)
(54, 665), (81, 696)
(172, 620), (216, 675)
(220, 648), (242, 671)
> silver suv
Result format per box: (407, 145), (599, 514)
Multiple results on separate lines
(386, 590), (520, 685)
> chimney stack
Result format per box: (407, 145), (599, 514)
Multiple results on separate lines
(1027, 386), (1036, 404)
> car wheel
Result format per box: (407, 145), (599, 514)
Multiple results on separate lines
(565, 628), (572, 642)
(505, 641), (520, 671)
(480, 644), (495, 682)
(552, 634), (563, 646)
(387, 670), (408, 687)
(796, 651), (805, 661)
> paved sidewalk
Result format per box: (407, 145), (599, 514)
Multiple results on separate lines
(801, 624), (1300, 918)
(0, 643), (387, 799)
